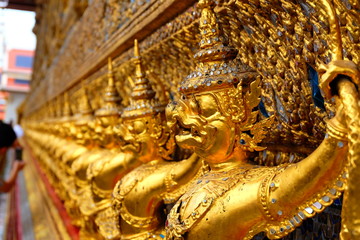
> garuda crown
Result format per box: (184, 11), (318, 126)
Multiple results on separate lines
(122, 39), (166, 119)
(95, 57), (122, 118)
(179, 0), (257, 95)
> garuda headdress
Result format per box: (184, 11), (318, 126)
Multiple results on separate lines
(75, 83), (94, 127)
(122, 40), (166, 119)
(95, 58), (122, 119)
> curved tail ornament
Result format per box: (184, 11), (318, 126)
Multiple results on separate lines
(319, 0), (343, 61)
(337, 79), (360, 240)
(319, 0), (360, 238)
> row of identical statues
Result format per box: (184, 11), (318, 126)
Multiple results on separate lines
(23, 0), (360, 239)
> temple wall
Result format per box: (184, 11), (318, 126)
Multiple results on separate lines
(21, 0), (360, 239)
(25, 0), (199, 116)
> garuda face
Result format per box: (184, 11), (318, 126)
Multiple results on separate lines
(120, 114), (165, 163)
(93, 117), (120, 148)
(167, 91), (237, 164)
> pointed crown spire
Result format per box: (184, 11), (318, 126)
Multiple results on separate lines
(62, 92), (72, 118)
(95, 57), (122, 117)
(78, 83), (92, 115)
(54, 96), (63, 118)
(180, 0), (256, 94)
(122, 39), (165, 119)
(49, 101), (55, 118)
(75, 81), (94, 126)
(131, 39), (156, 100)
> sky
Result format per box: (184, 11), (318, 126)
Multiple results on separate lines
(1, 8), (36, 51)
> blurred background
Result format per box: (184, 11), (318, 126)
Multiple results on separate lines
(0, 0), (35, 124)
(0, 2), (35, 240)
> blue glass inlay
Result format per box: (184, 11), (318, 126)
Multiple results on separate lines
(308, 64), (325, 110)
(259, 99), (270, 118)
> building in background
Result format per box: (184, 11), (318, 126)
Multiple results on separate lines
(0, 8), (35, 123)
(0, 49), (33, 123)
(0, 90), (6, 119)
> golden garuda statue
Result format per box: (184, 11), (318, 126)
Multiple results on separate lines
(111, 39), (206, 240)
(164, 0), (360, 239)
(72, 58), (125, 238)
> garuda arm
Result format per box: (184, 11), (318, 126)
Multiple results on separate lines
(261, 60), (360, 239)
